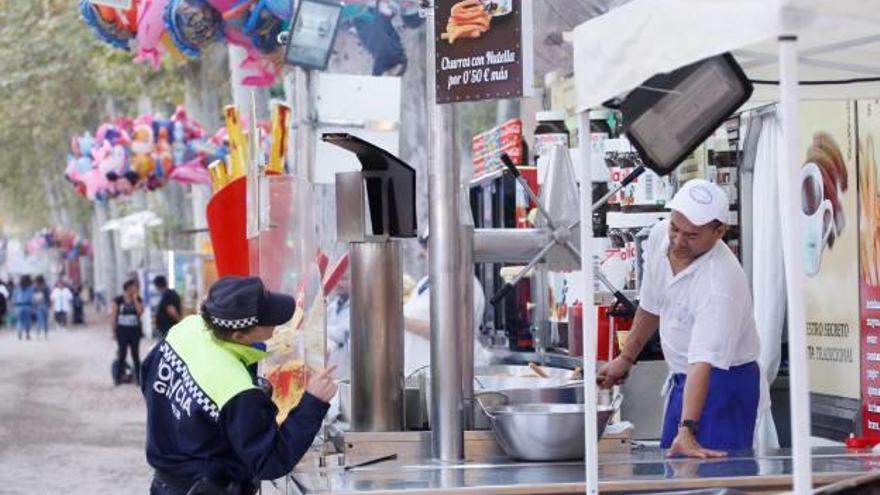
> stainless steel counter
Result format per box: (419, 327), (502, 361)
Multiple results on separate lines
(287, 447), (880, 494)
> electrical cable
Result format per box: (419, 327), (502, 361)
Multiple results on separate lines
(750, 76), (880, 86)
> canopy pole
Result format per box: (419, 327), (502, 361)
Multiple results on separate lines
(778, 34), (813, 494)
(578, 110), (599, 495)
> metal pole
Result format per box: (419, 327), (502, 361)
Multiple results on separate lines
(578, 110), (599, 495)
(426, 2), (464, 461)
(460, 223), (475, 430)
(293, 67), (316, 181)
(778, 34), (812, 494)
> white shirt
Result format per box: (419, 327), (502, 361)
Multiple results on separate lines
(403, 275), (489, 376)
(638, 220), (760, 373)
(51, 286), (73, 314)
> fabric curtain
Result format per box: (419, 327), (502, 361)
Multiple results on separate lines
(746, 107), (786, 450)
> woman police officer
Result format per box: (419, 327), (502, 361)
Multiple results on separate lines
(142, 276), (337, 495)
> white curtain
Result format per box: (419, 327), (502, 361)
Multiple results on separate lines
(750, 110), (786, 450)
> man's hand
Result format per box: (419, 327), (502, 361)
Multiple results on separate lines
(598, 356), (632, 389)
(306, 365), (338, 403)
(667, 427), (726, 459)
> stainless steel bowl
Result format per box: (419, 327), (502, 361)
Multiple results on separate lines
(483, 400), (619, 462)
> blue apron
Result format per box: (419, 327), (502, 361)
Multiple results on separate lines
(660, 361), (760, 451)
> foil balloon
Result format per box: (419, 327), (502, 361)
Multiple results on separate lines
(165, 0), (224, 57)
(135, 0), (172, 69)
(131, 124), (156, 180)
(79, 0), (137, 50)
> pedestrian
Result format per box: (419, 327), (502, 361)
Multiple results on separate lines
(50, 279), (74, 329)
(32, 275), (50, 339)
(0, 280), (8, 329)
(152, 275), (181, 339)
(600, 180), (761, 458)
(142, 276), (336, 495)
(71, 285), (85, 325)
(111, 279), (144, 385)
(12, 275), (34, 340)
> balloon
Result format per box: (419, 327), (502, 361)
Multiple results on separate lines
(135, 0), (172, 69)
(165, 0), (224, 57)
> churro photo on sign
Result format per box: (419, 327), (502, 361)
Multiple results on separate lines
(441, 0), (492, 43)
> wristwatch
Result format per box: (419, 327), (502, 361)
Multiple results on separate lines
(679, 419), (699, 435)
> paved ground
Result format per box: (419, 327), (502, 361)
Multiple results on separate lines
(0, 310), (154, 494)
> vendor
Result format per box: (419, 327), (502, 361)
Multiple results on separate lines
(404, 230), (490, 375)
(142, 276), (337, 495)
(600, 179), (760, 458)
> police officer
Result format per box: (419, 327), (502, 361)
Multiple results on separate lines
(600, 179), (761, 458)
(142, 276), (337, 494)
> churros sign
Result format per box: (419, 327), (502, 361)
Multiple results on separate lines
(434, 0), (532, 103)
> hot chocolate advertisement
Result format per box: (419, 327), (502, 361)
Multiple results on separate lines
(858, 100), (880, 436)
(434, 0), (533, 103)
(800, 100), (859, 400)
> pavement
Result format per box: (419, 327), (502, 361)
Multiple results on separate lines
(0, 309), (154, 494)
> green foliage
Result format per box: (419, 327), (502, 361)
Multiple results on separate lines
(0, 1), (186, 232)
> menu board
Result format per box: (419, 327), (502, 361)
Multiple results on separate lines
(858, 100), (880, 437)
(434, 0), (532, 103)
(800, 101), (860, 400)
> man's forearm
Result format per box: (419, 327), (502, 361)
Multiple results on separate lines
(619, 308), (659, 362)
(404, 317), (431, 340)
(681, 362), (711, 422)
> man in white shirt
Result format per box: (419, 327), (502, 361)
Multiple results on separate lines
(403, 231), (489, 376)
(600, 179), (760, 458)
(50, 280), (74, 329)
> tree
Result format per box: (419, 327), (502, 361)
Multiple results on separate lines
(0, 1), (186, 234)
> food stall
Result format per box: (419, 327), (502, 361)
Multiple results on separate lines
(258, 0), (880, 494)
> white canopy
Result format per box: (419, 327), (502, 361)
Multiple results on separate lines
(572, 0), (880, 110)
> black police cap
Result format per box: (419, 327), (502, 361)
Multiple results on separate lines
(204, 276), (294, 329)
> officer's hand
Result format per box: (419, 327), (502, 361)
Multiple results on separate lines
(667, 428), (726, 459)
(306, 365), (338, 403)
(598, 357), (630, 389)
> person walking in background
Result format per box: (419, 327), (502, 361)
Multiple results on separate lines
(13, 275), (34, 340)
(32, 276), (50, 339)
(152, 276), (181, 339)
(111, 279), (144, 385)
(71, 285), (85, 325)
(0, 280), (8, 329)
(50, 279), (74, 329)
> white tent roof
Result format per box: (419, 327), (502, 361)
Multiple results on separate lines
(572, 0), (880, 110)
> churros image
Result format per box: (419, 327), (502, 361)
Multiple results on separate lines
(859, 136), (880, 285)
(441, 0), (492, 44)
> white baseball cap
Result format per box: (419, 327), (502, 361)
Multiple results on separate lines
(666, 179), (729, 226)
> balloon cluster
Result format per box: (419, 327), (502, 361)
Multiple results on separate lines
(80, 0), (290, 87)
(65, 106), (217, 202)
(26, 227), (92, 260)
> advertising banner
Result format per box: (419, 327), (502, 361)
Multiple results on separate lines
(434, 0), (532, 103)
(858, 99), (880, 436)
(800, 101), (860, 400)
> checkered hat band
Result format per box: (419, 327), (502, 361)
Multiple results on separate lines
(210, 315), (258, 329)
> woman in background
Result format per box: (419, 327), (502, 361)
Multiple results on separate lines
(13, 276), (34, 340)
(32, 276), (50, 339)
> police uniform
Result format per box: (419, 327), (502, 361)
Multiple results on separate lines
(141, 277), (329, 495)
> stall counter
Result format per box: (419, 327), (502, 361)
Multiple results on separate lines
(283, 447), (880, 494)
